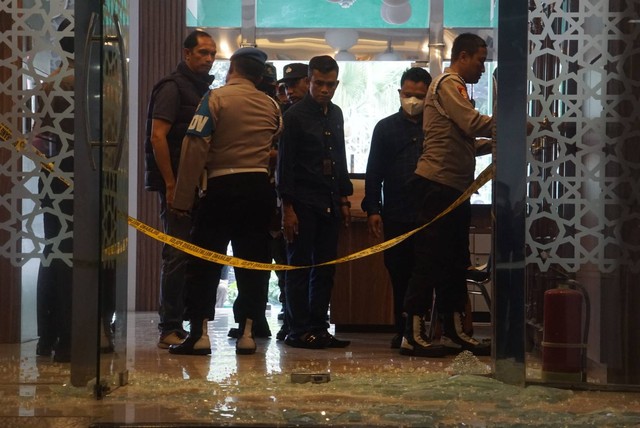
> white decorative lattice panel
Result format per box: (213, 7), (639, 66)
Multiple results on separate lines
(526, 0), (640, 274)
(0, 4), (75, 267)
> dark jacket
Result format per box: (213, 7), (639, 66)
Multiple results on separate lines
(144, 62), (214, 191)
(276, 94), (353, 217)
(361, 109), (424, 223)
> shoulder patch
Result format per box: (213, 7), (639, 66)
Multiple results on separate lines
(456, 85), (469, 100)
(186, 91), (214, 137)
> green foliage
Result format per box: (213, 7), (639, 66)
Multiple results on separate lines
(220, 271), (282, 308)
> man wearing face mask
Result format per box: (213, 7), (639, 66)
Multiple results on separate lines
(362, 67), (432, 349)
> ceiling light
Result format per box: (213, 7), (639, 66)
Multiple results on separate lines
(381, 0), (412, 25)
(325, 29), (359, 51)
(335, 49), (356, 61)
(375, 40), (400, 60)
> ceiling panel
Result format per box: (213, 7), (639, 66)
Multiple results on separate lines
(188, 0), (496, 29)
(256, 0), (428, 29)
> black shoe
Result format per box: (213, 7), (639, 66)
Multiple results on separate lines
(466, 268), (489, 282)
(277, 309), (285, 321)
(228, 327), (241, 339)
(276, 325), (289, 341)
(284, 332), (326, 349)
(320, 332), (350, 348)
(36, 339), (54, 357)
(390, 333), (402, 349)
(254, 324), (272, 338)
(53, 345), (70, 363)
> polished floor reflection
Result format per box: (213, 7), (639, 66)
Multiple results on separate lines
(1, 309), (640, 427)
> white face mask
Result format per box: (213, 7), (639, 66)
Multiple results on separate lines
(400, 96), (424, 117)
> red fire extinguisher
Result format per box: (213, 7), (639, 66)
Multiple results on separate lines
(541, 284), (587, 383)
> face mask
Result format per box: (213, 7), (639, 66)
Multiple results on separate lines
(400, 96), (424, 116)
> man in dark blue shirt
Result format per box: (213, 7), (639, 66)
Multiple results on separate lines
(277, 55), (353, 349)
(362, 67), (446, 355)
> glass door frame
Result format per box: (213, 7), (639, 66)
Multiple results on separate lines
(71, 0), (129, 398)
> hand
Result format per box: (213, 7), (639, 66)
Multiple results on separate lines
(367, 214), (383, 239)
(169, 207), (190, 219)
(165, 182), (176, 206)
(341, 205), (351, 228)
(281, 205), (298, 243)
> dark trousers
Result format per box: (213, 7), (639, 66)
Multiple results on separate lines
(383, 220), (416, 335)
(158, 191), (191, 333)
(37, 174), (72, 350)
(270, 232), (287, 296)
(184, 173), (274, 324)
(37, 257), (72, 349)
(285, 202), (340, 336)
(404, 177), (470, 316)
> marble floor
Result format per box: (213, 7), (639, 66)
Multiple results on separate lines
(1, 309), (640, 427)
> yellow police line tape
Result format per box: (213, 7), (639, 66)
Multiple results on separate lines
(0, 122), (72, 187)
(2, 119), (494, 267)
(1, 122), (123, 259)
(128, 164), (495, 271)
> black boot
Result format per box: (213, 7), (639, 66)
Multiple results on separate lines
(36, 338), (54, 357)
(229, 317), (271, 339)
(441, 312), (490, 356)
(169, 319), (211, 355)
(53, 339), (71, 363)
(236, 319), (257, 355)
(400, 314), (447, 357)
(276, 324), (289, 341)
(253, 316), (272, 338)
(390, 333), (402, 349)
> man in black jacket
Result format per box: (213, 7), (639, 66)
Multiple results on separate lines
(362, 67), (432, 350)
(277, 56), (353, 349)
(144, 30), (216, 349)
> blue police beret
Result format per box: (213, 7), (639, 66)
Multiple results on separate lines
(231, 47), (268, 65)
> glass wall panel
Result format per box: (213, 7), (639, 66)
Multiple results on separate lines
(98, 0), (130, 397)
(0, 0), (78, 386)
(525, 0), (640, 387)
(0, 0), (130, 398)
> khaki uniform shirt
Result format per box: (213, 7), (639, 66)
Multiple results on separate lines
(416, 67), (493, 193)
(173, 77), (282, 210)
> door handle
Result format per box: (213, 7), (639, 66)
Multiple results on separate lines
(110, 12), (127, 170)
(82, 11), (101, 171)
